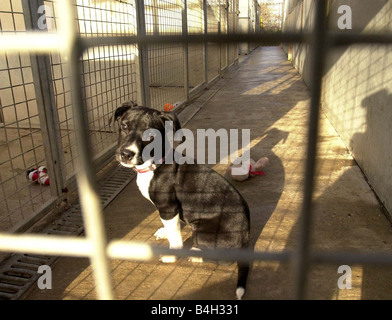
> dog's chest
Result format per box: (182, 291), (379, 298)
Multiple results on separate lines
(136, 171), (154, 203)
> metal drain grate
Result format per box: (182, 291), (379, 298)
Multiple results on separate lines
(0, 165), (135, 300)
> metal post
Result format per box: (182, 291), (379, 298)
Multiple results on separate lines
(70, 43), (115, 300)
(22, 0), (66, 199)
(182, 0), (189, 101)
(58, 0), (114, 300)
(152, 0), (159, 36)
(293, 0), (328, 300)
(232, 0), (237, 62)
(136, 0), (151, 107)
(203, 0), (208, 84)
(218, 20), (222, 73)
(226, 0), (229, 67)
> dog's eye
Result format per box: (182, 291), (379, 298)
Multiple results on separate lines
(120, 123), (128, 131)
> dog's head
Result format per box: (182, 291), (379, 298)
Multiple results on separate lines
(112, 101), (181, 168)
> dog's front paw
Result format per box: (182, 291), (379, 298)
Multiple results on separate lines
(160, 255), (177, 263)
(188, 247), (203, 263)
(188, 256), (203, 263)
(154, 227), (167, 240)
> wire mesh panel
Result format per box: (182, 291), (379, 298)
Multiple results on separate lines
(227, 0), (238, 65)
(220, 0), (228, 70)
(248, 0), (257, 51)
(44, 0), (138, 180)
(0, 0), (139, 231)
(206, 0), (220, 82)
(0, 0), (54, 231)
(187, 0), (204, 90)
(145, 0), (186, 110)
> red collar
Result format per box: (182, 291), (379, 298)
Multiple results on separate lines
(133, 163), (157, 173)
(133, 149), (172, 173)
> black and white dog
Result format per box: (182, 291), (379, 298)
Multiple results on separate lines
(113, 101), (251, 299)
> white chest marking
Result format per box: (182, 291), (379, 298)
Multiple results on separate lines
(136, 171), (154, 203)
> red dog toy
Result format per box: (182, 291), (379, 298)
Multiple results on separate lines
(164, 103), (174, 111)
(228, 157), (269, 182)
(26, 166), (50, 185)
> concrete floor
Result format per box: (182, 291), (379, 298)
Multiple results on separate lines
(24, 46), (392, 300)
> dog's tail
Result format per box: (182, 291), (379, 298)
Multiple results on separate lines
(236, 262), (250, 300)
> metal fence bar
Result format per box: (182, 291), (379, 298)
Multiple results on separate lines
(61, 0), (114, 300)
(79, 32), (392, 46)
(0, 233), (291, 263)
(203, 0), (208, 85)
(136, 0), (151, 108)
(70, 43), (115, 300)
(69, 46), (114, 300)
(0, 33), (70, 53)
(3, 232), (392, 268)
(0, 233), (92, 257)
(182, 0), (190, 101)
(233, 0), (238, 63)
(218, 18), (221, 73)
(187, 0), (206, 97)
(293, 0), (328, 300)
(225, 0), (229, 69)
(3, 32), (392, 54)
(311, 251), (392, 267)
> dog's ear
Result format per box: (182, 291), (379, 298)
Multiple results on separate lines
(159, 111), (181, 132)
(120, 101), (138, 109)
(109, 101), (138, 126)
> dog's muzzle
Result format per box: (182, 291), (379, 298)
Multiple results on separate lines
(120, 148), (135, 163)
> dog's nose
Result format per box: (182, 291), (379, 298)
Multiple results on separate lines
(120, 149), (135, 162)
